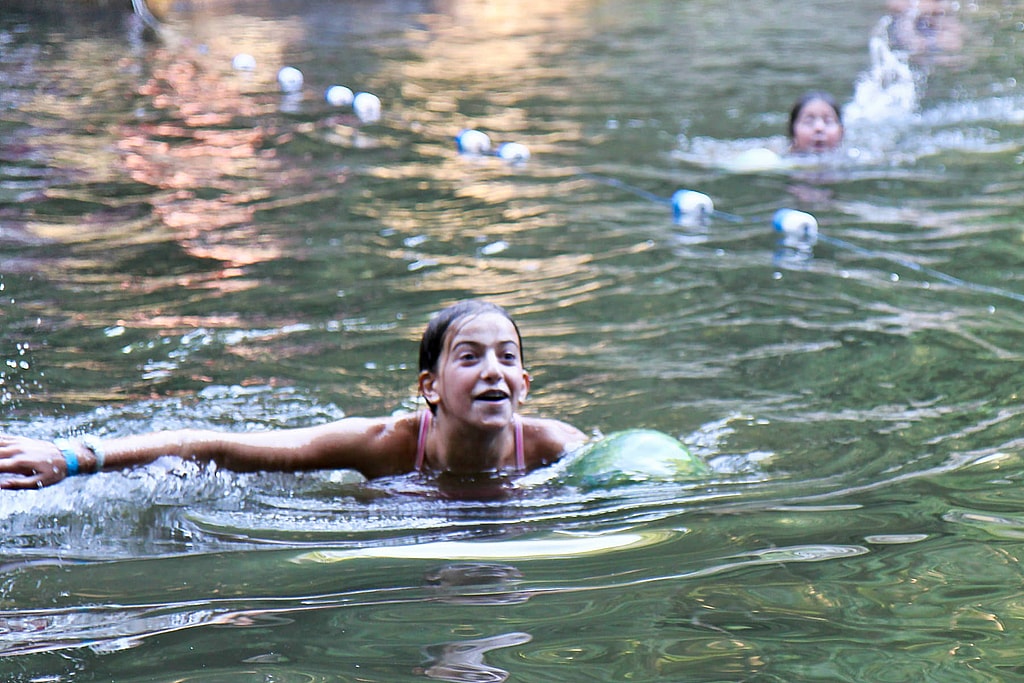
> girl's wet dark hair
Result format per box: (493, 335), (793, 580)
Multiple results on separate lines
(788, 90), (842, 139)
(418, 300), (524, 374)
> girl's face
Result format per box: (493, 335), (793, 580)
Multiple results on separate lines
(791, 98), (843, 153)
(420, 312), (530, 430)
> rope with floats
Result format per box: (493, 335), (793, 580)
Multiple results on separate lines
(454, 129), (1024, 305)
(229, 49), (1006, 309)
(221, 57), (1023, 309)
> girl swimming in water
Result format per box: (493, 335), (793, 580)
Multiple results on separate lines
(789, 91), (844, 154)
(0, 300), (588, 490)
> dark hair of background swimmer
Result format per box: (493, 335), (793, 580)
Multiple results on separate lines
(788, 90), (843, 139)
(418, 299), (525, 374)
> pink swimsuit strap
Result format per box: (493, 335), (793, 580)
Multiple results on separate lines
(414, 411), (525, 473)
(414, 409), (432, 471)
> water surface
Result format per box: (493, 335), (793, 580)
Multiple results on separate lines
(3, 0), (1024, 680)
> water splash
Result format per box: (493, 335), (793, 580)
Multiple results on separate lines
(845, 16), (919, 125)
(0, 278), (43, 411)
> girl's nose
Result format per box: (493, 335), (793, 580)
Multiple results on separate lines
(480, 351), (501, 378)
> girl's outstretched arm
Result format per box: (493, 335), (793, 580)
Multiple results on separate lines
(0, 414), (419, 490)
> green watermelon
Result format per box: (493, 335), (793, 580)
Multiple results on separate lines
(565, 429), (710, 488)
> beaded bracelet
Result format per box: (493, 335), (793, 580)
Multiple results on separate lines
(80, 435), (106, 474)
(53, 438), (80, 477)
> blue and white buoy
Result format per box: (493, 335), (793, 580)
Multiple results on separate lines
(353, 92), (382, 122)
(671, 190), (714, 221)
(325, 85), (354, 107)
(277, 66), (304, 93)
(455, 129), (492, 155)
(773, 208), (818, 244)
(232, 53), (256, 71)
(496, 142), (530, 163)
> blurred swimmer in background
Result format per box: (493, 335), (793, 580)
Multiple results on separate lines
(788, 90), (844, 154)
(886, 0), (964, 61)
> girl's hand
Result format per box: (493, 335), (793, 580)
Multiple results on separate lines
(0, 435), (69, 489)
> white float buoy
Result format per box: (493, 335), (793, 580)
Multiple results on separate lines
(455, 129), (492, 155)
(725, 147), (782, 172)
(277, 66), (304, 93)
(671, 190), (714, 220)
(496, 142), (530, 163)
(773, 208), (818, 243)
(353, 92), (382, 122)
(479, 240), (509, 256)
(325, 85), (354, 107)
(232, 53), (256, 71)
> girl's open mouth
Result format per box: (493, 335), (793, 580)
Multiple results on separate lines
(476, 390), (509, 402)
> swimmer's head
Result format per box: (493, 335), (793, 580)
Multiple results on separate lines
(789, 91), (843, 154)
(418, 300), (526, 415)
(419, 300), (524, 374)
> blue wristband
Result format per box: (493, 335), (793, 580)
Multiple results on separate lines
(54, 438), (80, 477)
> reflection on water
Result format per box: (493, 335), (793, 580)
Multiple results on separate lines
(424, 562), (530, 605)
(419, 631), (531, 683)
(4, 0), (1024, 681)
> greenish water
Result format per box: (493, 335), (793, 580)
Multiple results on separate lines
(3, 0), (1024, 680)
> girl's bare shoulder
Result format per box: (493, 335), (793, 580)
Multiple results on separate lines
(520, 415), (588, 466)
(312, 412), (420, 440)
(305, 411), (424, 477)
